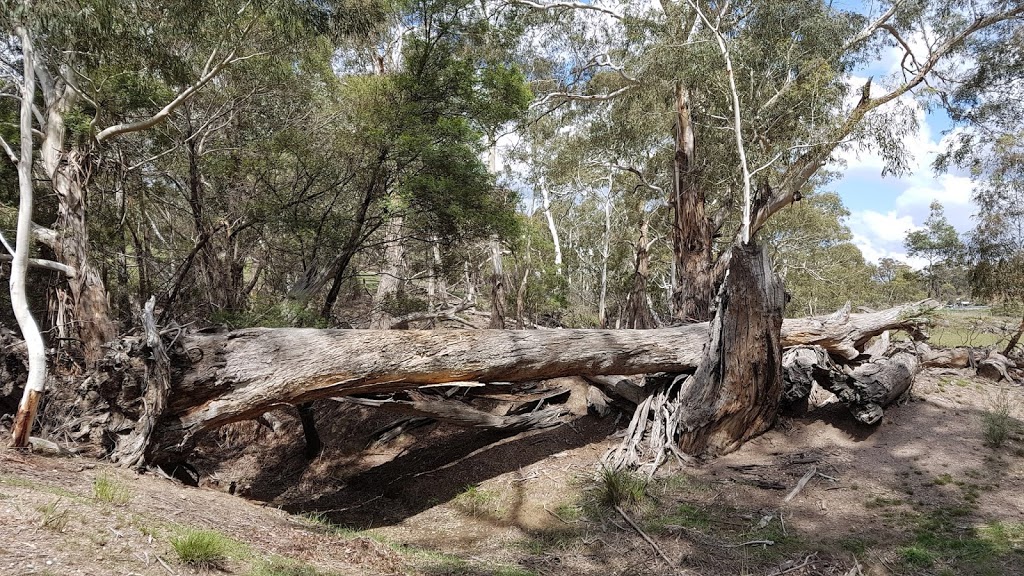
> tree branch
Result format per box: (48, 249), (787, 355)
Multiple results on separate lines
(530, 85), (635, 109)
(95, 49), (241, 143)
(511, 0), (623, 20)
(842, 1), (902, 51)
(0, 133), (15, 163)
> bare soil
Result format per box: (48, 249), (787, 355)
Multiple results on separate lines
(2, 366), (1024, 576)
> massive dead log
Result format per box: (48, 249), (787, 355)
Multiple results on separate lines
(90, 299), (936, 461)
(672, 243), (786, 456)
(605, 244), (785, 469)
(781, 344), (921, 424)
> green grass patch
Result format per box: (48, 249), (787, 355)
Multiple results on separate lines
(36, 498), (70, 532)
(887, 507), (1024, 574)
(453, 485), (501, 519)
(645, 503), (712, 533)
(170, 528), (241, 569)
(592, 467), (649, 510)
(977, 521), (1024, 555)
(93, 474), (132, 505)
(552, 501), (583, 523)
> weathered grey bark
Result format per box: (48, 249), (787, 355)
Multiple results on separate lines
(673, 243), (785, 456)
(109, 297), (171, 467)
(605, 243), (785, 469)
(670, 83), (714, 323)
(781, 343), (921, 424)
(624, 218), (656, 329)
(369, 214), (406, 329)
(977, 350), (1015, 382)
(93, 299), (934, 461)
(341, 391), (567, 431)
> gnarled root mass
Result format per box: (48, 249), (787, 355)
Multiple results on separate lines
(605, 243), (785, 471)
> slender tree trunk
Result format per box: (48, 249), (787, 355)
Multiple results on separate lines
(670, 84), (714, 323)
(1003, 314), (1024, 357)
(489, 238), (506, 329)
(9, 26), (47, 448)
(430, 240), (449, 310)
(598, 182), (612, 327)
(320, 154), (386, 320)
(624, 219), (656, 329)
(539, 177), (563, 275)
(369, 214), (406, 329)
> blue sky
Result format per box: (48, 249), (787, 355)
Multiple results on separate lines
(826, 3), (977, 267)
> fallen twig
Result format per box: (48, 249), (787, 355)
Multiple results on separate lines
(721, 539), (775, 548)
(155, 555), (176, 575)
(767, 552), (817, 576)
(614, 504), (675, 569)
(544, 505), (571, 525)
(784, 466), (817, 503)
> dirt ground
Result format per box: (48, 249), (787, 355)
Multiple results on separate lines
(2, 366), (1023, 576)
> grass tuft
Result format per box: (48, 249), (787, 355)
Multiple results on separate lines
(982, 394), (1017, 448)
(170, 528), (234, 569)
(93, 474), (132, 505)
(593, 467), (649, 510)
(452, 484), (500, 518)
(36, 498), (70, 532)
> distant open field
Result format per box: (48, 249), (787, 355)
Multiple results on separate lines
(928, 308), (1022, 351)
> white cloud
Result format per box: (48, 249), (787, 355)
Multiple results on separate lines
(831, 80), (978, 268)
(849, 209), (918, 244)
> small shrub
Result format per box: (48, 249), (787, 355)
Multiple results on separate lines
(93, 474), (132, 505)
(594, 467), (648, 510)
(983, 395), (1016, 448)
(36, 499), (70, 532)
(453, 485), (499, 518)
(171, 528), (233, 569)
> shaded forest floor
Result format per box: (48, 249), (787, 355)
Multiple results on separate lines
(2, 367), (1024, 576)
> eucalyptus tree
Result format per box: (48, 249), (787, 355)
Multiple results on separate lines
(517, 0), (1024, 463)
(763, 191), (877, 316)
(523, 0), (1024, 321)
(0, 0), (385, 446)
(0, 0), (383, 362)
(934, 3), (1024, 349)
(904, 201), (964, 299)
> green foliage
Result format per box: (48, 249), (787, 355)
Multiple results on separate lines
(763, 191), (877, 315)
(905, 201), (967, 300)
(982, 394), (1017, 448)
(170, 528), (237, 569)
(592, 467), (648, 510)
(92, 474), (132, 506)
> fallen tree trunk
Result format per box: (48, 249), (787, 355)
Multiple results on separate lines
(782, 344), (921, 424)
(340, 391), (568, 431)
(85, 299), (936, 462)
